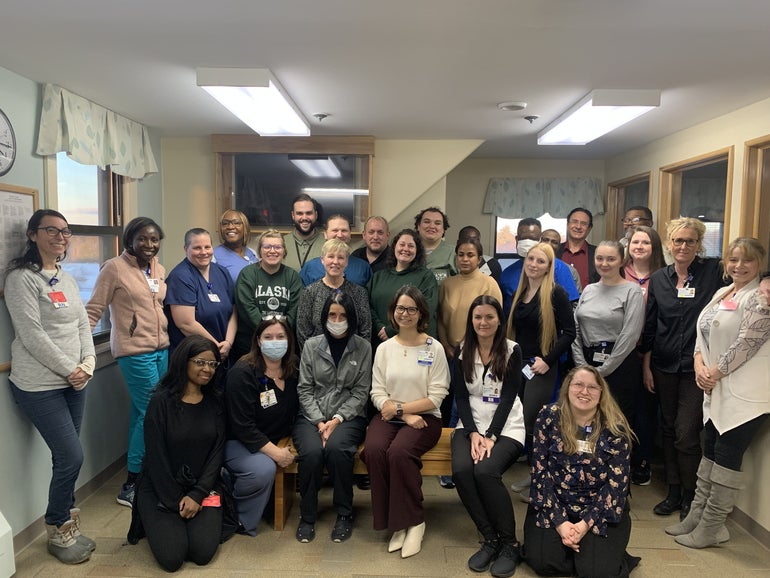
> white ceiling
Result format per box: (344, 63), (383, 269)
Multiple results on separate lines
(2, 0), (770, 159)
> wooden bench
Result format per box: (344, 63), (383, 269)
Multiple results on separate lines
(272, 427), (454, 531)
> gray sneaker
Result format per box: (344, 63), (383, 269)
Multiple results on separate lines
(117, 482), (135, 508)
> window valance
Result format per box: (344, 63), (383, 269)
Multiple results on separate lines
(36, 84), (158, 179)
(483, 177), (604, 218)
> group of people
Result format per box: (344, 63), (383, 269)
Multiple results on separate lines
(6, 196), (770, 577)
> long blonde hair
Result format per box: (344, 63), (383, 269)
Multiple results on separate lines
(507, 242), (557, 357)
(557, 366), (635, 454)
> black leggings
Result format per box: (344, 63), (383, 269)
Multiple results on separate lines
(702, 416), (768, 471)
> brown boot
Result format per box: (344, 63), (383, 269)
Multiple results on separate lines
(70, 508), (97, 552)
(45, 520), (92, 564)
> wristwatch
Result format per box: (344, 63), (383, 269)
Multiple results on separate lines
(484, 430), (498, 442)
(396, 403), (404, 417)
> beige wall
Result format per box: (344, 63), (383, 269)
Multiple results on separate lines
(446, 158), (606, 250)
(606, 96), (770, 535)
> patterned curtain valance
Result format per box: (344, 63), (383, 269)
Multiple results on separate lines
(483, 177), (604, 219)
(36, 84), (158, 179)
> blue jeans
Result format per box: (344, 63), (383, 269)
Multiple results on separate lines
(10, 381), (86, 527)
(116, 350), (168, 473)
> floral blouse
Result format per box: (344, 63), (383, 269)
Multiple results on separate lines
(529, 404), (630, 536)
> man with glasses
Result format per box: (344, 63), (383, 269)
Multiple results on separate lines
(557, 207), (598, 289)
(620, 206), (654, 248)
(300, 214), (372, 286)
(284, 193), (325, 272)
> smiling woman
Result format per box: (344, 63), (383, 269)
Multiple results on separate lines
(213, 209), (258, 282)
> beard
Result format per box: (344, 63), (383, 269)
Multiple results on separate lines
(294, 220), (316, 235)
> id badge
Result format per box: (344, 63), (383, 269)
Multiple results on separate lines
(576, 440), (593, 454)
(678, 287), (696, 299)
(208, 293), (221, 303)
(718, 300), (738, 311)
(482, 381), (500, 404)
(49, 291), (69, 309)
(146, 278), (160, 293)
(260, 389), (277, 408)
(417, 350), (435, 366)
(592, 351), (609, 364)
(201, 493), (221, 507)
(522, 365), (535, 380)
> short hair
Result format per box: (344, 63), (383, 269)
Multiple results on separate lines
(458, 225), (481, 241)
(456, 236), (484, 256)
(364, 215), (389, 231)
(386, 229), (426, 269)
(218, 210), (251, 246)
(722, 237), (767, 281)
(320, 291), (358, 341)
(257, 229), (286, 256)
(291, 193), (318, 213)
(326, 213), (351, 228)
(414, 207), (450, 232)
(625, 206), (653, 222)
(123, 216), (164, 249)
(387, 285), (430, 333)
(666, 217), (706, 255)
(567, 208), (593, 227)
(184, 227), (211, 247)
(321, 238), (351, 257)
(517, 218), (542, 233)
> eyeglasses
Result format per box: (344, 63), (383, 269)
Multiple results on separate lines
(671, 238), (698, 247)
(37, 226), (73, 238)
(621, 217), (650, 225)
(569, 382), (601, 393)
(263, 313), (286, 321)
(568, 219), (590, 227)
(395, 305), (419, 315)
(191, 358), (221, 369)
(261, 244), (283, 252)
(221, 219), (243, 226)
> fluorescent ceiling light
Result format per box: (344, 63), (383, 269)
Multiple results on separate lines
(289, 155), (341, 178)
(196, 67), (310, 136)
(303, 188), (369, 195)
(538, 89), (660, 145)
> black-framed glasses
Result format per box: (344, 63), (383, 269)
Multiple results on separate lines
(671, 238), (698, 247)
(221, 219), (243, 226)
(37, 226), (73, 238)
(191, 358), (221, 369)
(395, 305), (419, 315)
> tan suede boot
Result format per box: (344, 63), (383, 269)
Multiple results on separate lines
(45, 519), (92, 564)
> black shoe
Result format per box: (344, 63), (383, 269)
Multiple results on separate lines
(468, 540), (499, 572)
(490, 542), (521, 578)
(679, 498), (692, 521)
(331, 514), (353, 542)
(356, 475), (371, 490)
(439, 475), (456, 489)
(653, 496), (681, 516)
(296, 520), (315, 543)
(631, 461), (651, 486)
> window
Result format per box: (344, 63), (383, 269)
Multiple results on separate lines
(606, 173), (651, 242)
(49, 152), (123, 339)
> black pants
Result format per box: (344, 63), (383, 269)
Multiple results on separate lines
(523, 505), (632, 577)
(520, 365), (558, 457)
(136, 482), (222, 572)
(584, 349), (640, 427)
(703, 416), (768, 471)
(293, 415), (367, 523)
(451, 430), (522, 543)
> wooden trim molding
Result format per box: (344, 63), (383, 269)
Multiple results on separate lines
(606, 171), (653, 241)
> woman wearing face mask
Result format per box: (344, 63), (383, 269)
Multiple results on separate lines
(166, 228), (237, 360)
(233, 229), (303, 361)
(223, 318), (299, 536)
(293, 292), (371, 544)
(213, 210), (258, 282)
(296, 239), (371, 351)
(87, 216), (169, 509)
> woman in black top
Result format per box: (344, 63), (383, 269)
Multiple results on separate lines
(224, 317), (299, 535)
(508, 242), (575, 453)
(128, 335), (226, 572)
(641, 217), (727, 520)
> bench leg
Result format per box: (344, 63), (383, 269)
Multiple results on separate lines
(273, 469), (296, 531)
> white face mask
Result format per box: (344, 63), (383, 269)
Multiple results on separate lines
(517, 238), (539, 258)
(326, 319), (349, 337)
(260, 339), (288, 361)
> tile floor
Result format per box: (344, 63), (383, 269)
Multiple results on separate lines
(12, 462), (770, 577)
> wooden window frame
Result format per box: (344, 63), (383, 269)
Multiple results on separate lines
(606, 172), (652, 241)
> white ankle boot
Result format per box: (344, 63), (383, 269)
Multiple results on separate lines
(69, 508), (97, 552)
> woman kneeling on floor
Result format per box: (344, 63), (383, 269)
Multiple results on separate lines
(451, 295), (526, 577)
(523, 366), (640, 577)
(127, 335), (226, 572)
(293, 292), (371, 543)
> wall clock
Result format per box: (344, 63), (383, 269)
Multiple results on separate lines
(0, 107), (17, 177)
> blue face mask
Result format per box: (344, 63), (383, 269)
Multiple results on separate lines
(261, 339), (288, 361)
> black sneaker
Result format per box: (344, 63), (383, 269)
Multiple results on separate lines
(296, 520), (315, 543)
(116, 482), (135, 508)
(468, 540), (499, 572)
(490, 542), (521, 578)
(438, 475), (456, 489)
(331, 514), (353, 542)
(631, 461), (651, 486)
